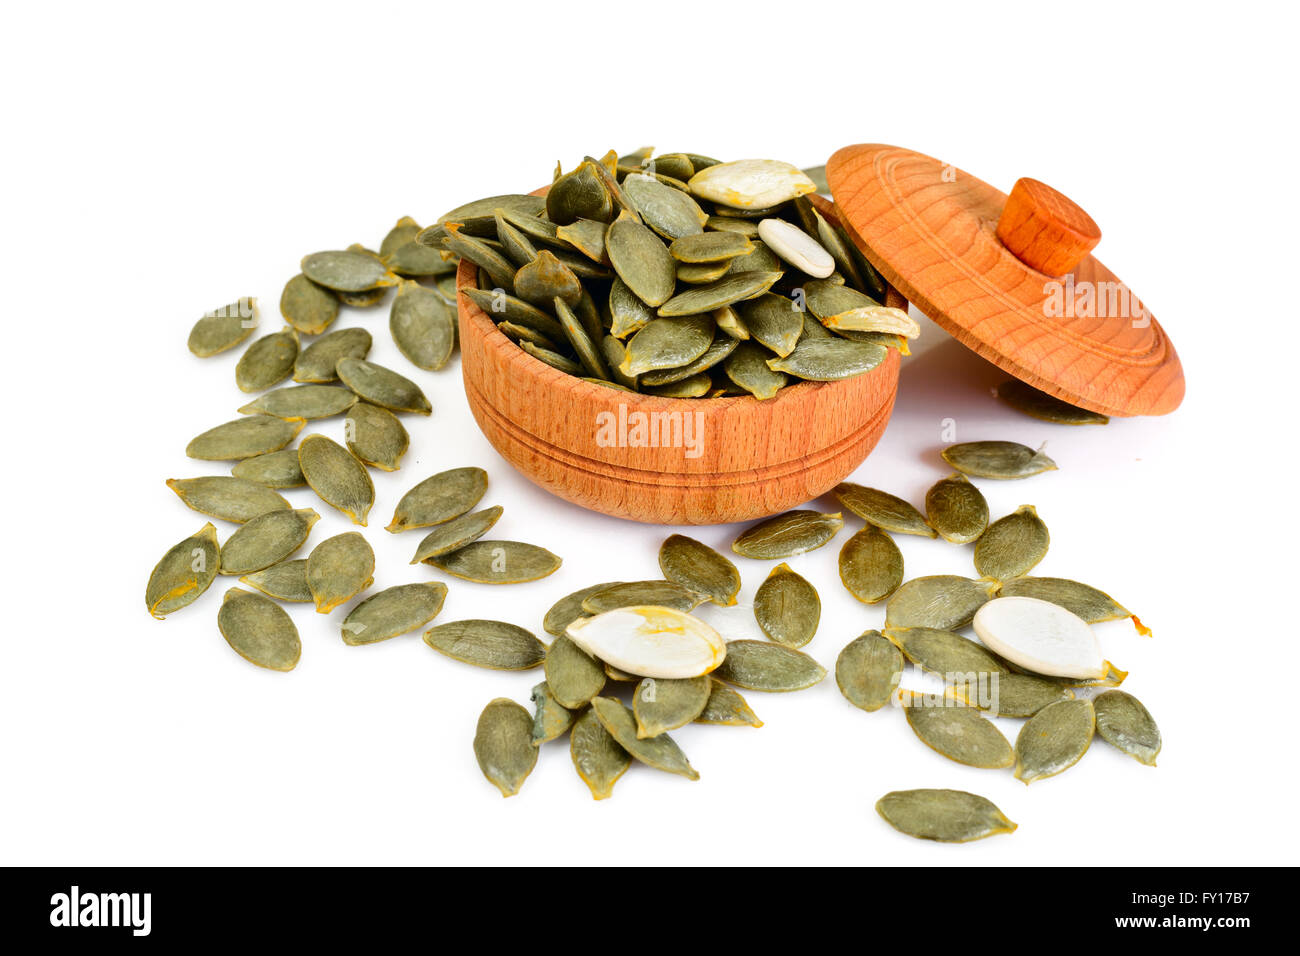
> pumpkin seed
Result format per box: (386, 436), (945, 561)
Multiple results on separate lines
(1093, 690), (1161, 766)
(882, 626), (1007, 678)
(235, 328), (299, 393)
(554, 296), (610, 379)
(732, 510), (843, 559)
(387, 467), (488, 532)
(425, 541), (562, 584)
(756, 218), (834, 278)
(145, 522), (221, 619)
(544, 634), (607, 709)
(188, 298), (258, 357)
(514, 249), (583, 307)
(186, 415), (303, 461)
(694, 678), (763, 727)
(590, 697), (699, 780)
(714, 640), (825, 692)
(713, 304), (750, 340)
(998, 379), (1109, 425)
(676, 260), (733, 284)
(434, 194), (545, 236)
(736, 293), (804, 357)
(706, 216), (761, 237)
(996, 576), (1140, 629)
(569, 707), (632, 798)
(237, 385), (357, 422)
(648, 153), (695, 181)
(547, 159), (614, 225)
(658, 271), (781, 316)
(380, 216), (421, 257)
(835, 631), (903, 713)
(424, 620), (546, 670)
(621, 315), (715, 376)
(688, 159), (817, 208)
(767, 336), (887, 381)
(218, 507), (318, 576)
(974, 505), (1050, 579)
(217, 587), (301, 671)
(388, 279), (455, 371)
(876, 789), (1017, 843)
(543, 581), (624, 638)
(723, 340), (788, 398)
(554, 218), (609, 264)
(833, 483), (935, 538)
(566, 606), (726, 679)
(658, 535), (741, 607)
(633, 675), (711, 738)
(669, 231), (754, 263)
(885, 576), (997, 630)
(335, 285), (389, 308)
(335, 357), (431, 415)
(530, 682), (578, 746)
(753, 563), (820, 648)
(581, 581), (707, 615)
(343, 401), (409, 471)
(605, 663), (640, 682)
(640, 336), (737, 386)
(902, 693), (1014, 769)
(305, 531), (374, 614)
(607, 211), (677, 306)
(1014, 698), (1095, 784)
(925, 473), (989, 544)
(410, 506), (503, 564)
(340, 582), (447, 646)
(384, 235), (455, 278)
(802, 165), (829, 194)
(622, 173), (708, 240)
(521, 341), (583, 375)
(942, 441), (1058, 480)
(166, 476), (290, 524)
(293, 327), (372, 383)
(441, 225), (517, 293)
(474, 698), (538, 797)
(461, 287), (566, 340)
(974, 596), (1125, 682)
(821, 303), (919, 339)
(951, 672), (1073, 718)
(239, 559), (311, 603)
(302, 250), (397, 292)
(838, 525), (904, 604)
(810, 212), (866, 291)
(298, 434), (374, 525)
(646, 374), (711, 397)
(279, 273), (339, 335)
(500, 320), (561, 350)
(608, 277), (654, 339)
(726, 240), (782, 274)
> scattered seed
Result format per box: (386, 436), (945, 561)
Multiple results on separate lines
(925, 473), (989, 544)
(713, 640), (826, 692)
(389, 279), (456, 371)
(1014, 698), (1095, 784)
(996, 576), (1144, 632)
(298, 434), (374, 525)
(305, 531), (374, 614)
(835, 631), (904, 713)
(386, 467), (488, 532)
(1093, 690), (1161, 766)
(531, 682), (578, 746)
(633, 675), (711, 738)
(882, 626), (1007, 678)
(474, 698), (539, 797)
(280, 273), (340, 335)
(753, 563), (820, 648)
(833, 483), (935, 537)
(217, 587), (301, 671)
(293, 327), (372, 383)
(425, 541), (561, 584)
(876, 789), (1017, 843)
(658, 535), (741, 607)
(166, 476), (290, 524)
(757, 217), (834, 277)
(340, 582), (448, 646)
(186, 416), (303, 461)
(343, 401), (409, 472)
(838, 525), (904, 604)
(569, 707), (632, 798)
(694, 678), (763, 727)
(335, 285), (388, 308)
(942, 441), (1058, 480)
(998, 379), (1109, 425)
(581, 580), (707, 615)
(732, 510), (843, 559)
(566, 606), (726, 679)
(972, 596), (1124, 682)
(902, 693), (1014, 769)
(974, 505), (1050, 579)
(237, 385), (357, 421)
(235, 328), (299, 393)
(543, 581), (624, 638)
(410, 506), (503, 564)
(301, 249), (397, 292)
(424, 620), (546, 670)
(219, 507), (318, 576)
(544, 634), (607, 709)
(336, 357), (431, 415)
(239, 559), (311, 603)
(188, 299), (258, 357)
(952, 672), (1073, 718)
(590, 697), (699, 780)
(885, 576), (997, 630)
(145, 523), (221, 619)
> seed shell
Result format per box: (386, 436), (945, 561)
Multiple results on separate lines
(723, 340), (788, 399)
(340, 582), (448, 646)
(753, 563), (820, 648)
(838, 525), (904, 605)
(972, 596), (1120, 683)
(658, 535), (741, 607)
(581, 580), (707, 615)
(997, 379), (1109, 425)
(607, 211), (677, 306)
(925, 473), (989, 544)
(590, 697), (699, 780)
(835, 631), (904, 713)
(239, 559), (311, 603)
(305, 531), (374, 614)
(335, 357), (431, 415)
(280, 273), (340, 335)
(387, 467), (488, 532)
(426, 541), (561, 584)
(902, 695), (1014, 769)
(833, 483), (935, 537)
(876, 789), (1017, 843)
(145, 522), (221, 619)
(217, 587), (301, 671)
(633, 675), (712, 738)
(235, 329), (299, 393)
(714, 640), (825, 692)
(621, 315), (715, 376)
(566, 606), (726, 679)
(694, 678), (763, 727)
(343, 402), (409, 472)
(531, 682), (578, 746)
(218, 507), (318, 576)
(389, 279), (456, 371)
(186, 415), (303, 461)
(424, 620), (546, 670)
(188, 299), (258, 357)
(757, 217), (834, 277)
(569, 707), (632, 798)
(473, 698), (539, 797)
(301, 249), (397, 292)
(237, 385), (357, 421)
(974, 505), (1049, 580)
(544, 634), (608, 709)
(1014, 698), (1095, 784)
(688, 159), (817, 209)
(942, 441), (1058, 480)
(298, 434), (374, 525)
(1093, 690), (1161, 766)
(543, 581), (624, 638)
(732, 510), (843, 559)
(293, 327), (372, 383)
(885, 576), (997, 630)
(410, 506), (503, 564)
(166, 476), (290, 524)
(658, 271), (781, 316)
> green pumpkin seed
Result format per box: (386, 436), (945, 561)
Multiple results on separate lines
(543, 584), (620, 640)
(1014, 698), (1095, 784)
(522, 342), (582, 374)
(555, 218), (609, 264)
(188, 298), (258, 357)
(302, 250), (398, 292)
(882, 626), (1008, 678)
(279, 273), (339, 335)
(570, 707), (632, 798)
(996, 576), (1138, 628)
(658, 534), (741, 607)
(902, 694), (1014, 768)
(942, 441), (1058, 480)
(633, 675), (711, 738)
(599, 337), (641, 389)
(646, 153), (695, 181)
(530, 682), (577, 746)
(547, 160), (614, 225)
(801, 312), (833, 338)
(434, 194), (545, 237)
(605, 663), (641, 682)
(219, 507), (318, 576)
(737, 293), (804, 357)
(387, 467), (488, 532)
(544, 634), (607, 709)
(732, 510), (843, 559)
(474, 698), (538, 797)
(389, 279), (455, 371)
(590, 697), (699, 780)
(706, 216), (761, 237)
(343, 401), (409, 472)
(998, 379), (1109, 425)
(166, 476), (290, 524)
(461, 287), (566, 341)
(237, 385), (357, 421)
(640, 336), (738, 387)
(646, 374), (711, 397)
(835, 631), (903, 713)
(753, 563), (820, 648)
(676, 260), (733, 284)
(973, 505), (1049, 580)
(838, 525), (904, 604)
(335, 357), (431, 415)
(688, 159), (817, 209)
(833, 483), (935, 537)
(810, 212), (866, 291)
(622, 173), (708, 240)
(186, 415), (303, 461)
(425, 541), (562, 584)
(235, 328), (299, 393)
(608, 277), (654, 339)
(885, 576), (997, 630)
(694, 678), (763, 727)
(145, 522), (221, 619)
(621, 315), (715, 376)
(514, 249), (583, 307)
(305, 531), (374, 614)
(293, 327), (372, 383)
(714, 640), (825, 692)
(384, 238), (455, 278)
(218, 587), (301, 671)
(802, 166), (829, 194)
(1093, 690), (1161, 766)
(298, 434), (374, 525)
(658, 271), (781, 317)
(876, 789), (1017, 843)
(239, 559), (311, 603)
(767, 336), (886, 381)
(669, 231), (753, 263)
(725, 240), (783, 274)
(410, 506), (503, 564)
(335, 285), (389, 308)
(723, 340), (788, 398)
(340, 582), (447, 646)
(500, 320), (561, 350)
(581, 580), (706, 615)
(380, 216), (421, 257)
(712, 305), (750, 340)
(607, 211), (677, 307)
(554, 296), (610, 379)
(952, 672), (1074, 718)
(424, 620), (546, 670)
(441, 225), (517, 294)
(925, 473), (989, 544)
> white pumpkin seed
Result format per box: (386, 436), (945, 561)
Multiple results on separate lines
(756, 217), (834, 278)
(973, 596), (1124, 682)
(565, 606), (726, 679)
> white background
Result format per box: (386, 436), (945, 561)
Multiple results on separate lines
(3, 1), (1296, 866)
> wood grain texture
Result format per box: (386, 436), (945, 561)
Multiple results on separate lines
(827, 144), (1184, 417)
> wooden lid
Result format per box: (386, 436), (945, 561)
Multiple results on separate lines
(827, 144), (1184, 416)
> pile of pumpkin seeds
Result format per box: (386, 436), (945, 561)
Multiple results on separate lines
(429, 149), (917, 398)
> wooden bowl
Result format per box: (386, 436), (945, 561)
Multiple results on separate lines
(457, 216), (906, 525)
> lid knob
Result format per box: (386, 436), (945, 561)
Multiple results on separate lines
(995, 178), (1101, 276)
